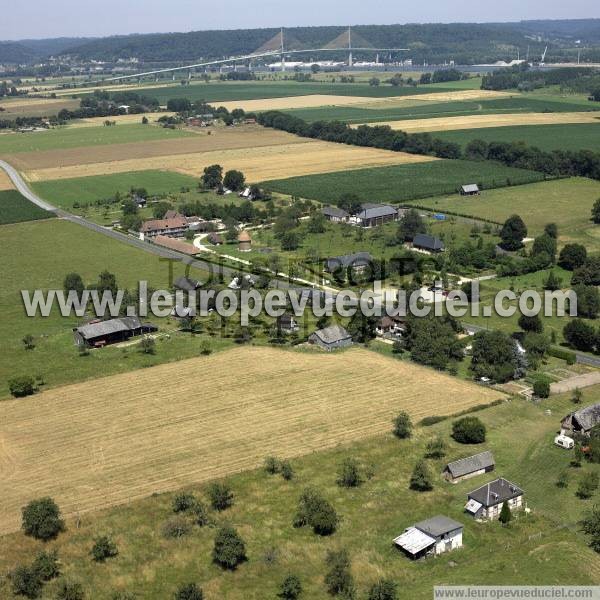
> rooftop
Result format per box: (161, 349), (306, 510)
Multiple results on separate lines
(563, 403), (600, 431)
(356, 203), (398, 220)
(326, 251), (372, 271)
(468, 478), (523, 508)
(312, 324), (352, 345)
(393, 527), (435, 555)
(413, 233), (445, 251)
(445, 451), (495, 478)
(414, 515), (464, 538)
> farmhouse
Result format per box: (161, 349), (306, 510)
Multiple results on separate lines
(140, 213), (189, 238)
(354, 203), (399, 228)
(460, 184), (480, 196)
(465, 478), (524, 520)
(238, 230), (252, 252)
(376, 314), (406, 336)
(153, 235), (197, 256)
(74, 317), (157, 348)
(443, 451), (495, 483)
(561, 403), (600, 435)
(322, 206), (350, 222)
(393, 515), (463, 560)
(325, 252), (372, 273)
(173, 276), (202, 292)
(413, 233), (445, 253)
(309, 325), (353, 351)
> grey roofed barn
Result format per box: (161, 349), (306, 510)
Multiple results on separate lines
(77, 318), (133, 340)
(356, 203), (398, 220)
(413, 515), (463, 538)
(311, 325), (352, 345)
(413, 233), (445, 252)
(468, 478), (523, 508)
(325, 251), (372, 272)
(444, 451), (495, 479)
(322, 206), (349, 220)
(561, 403), (600, 434)
(460, 184), (480, 195)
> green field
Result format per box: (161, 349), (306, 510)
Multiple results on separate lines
(283, 95), (600, 124)
(435, 122), (600, 153)
(0, 123), (193, 154)
(32, 170), (199, 209)
(0, 190), (54, 225)
(104, 81), (461, 105)
(2, 388), (600, 599)
(0, 219), (230, 398)
(405, 177), (600, 240)
(263, 160), (546, 204)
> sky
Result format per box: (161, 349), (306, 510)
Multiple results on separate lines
(3, 0), (600, 41)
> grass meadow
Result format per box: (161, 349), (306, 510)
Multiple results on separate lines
(1, 388), (599, 599)
(263, 160), (546, 204)
(405, 177), (600, 240)
(435, 122), (600, 153)
(0, 190), (54, 225)
(0, 219), (230, 399)
(0, 123), (194, 154)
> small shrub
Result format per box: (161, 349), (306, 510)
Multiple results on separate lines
(264, 456), (280, 474)
(556, 471), (569, 488)
(174, 583), (203, 600)
(9, 376), (36, 398)
(533, 379), (550, 398)
(324, 549), (355, 598)
(172, 492), (197, 513)
(193, 501), (209, 526)
(32, 549), (60, 581)
(367, 579), (398, 600)
(425, 436), (447, 459)
(410, 460), (433, 491)
(207, 482), (234, 511)
(337, 458), (363, 488)
(21, 497), (64, 541)
(162, 516), (191, 539)
(279, 574), (302, 599)
(294, 488), (338, 536)
(10, 564), (43, 599)
(212, 526), (247, 569)
(577, 472), (600, 499)
(280, 460), (294, 480)
(91, 535), (118, 562)
(263, 546), (279, 565)
(199, 340), (212, 356)
(139, 336), (156, 354)
(419, 415), (448, 426)
(452, 416), (486, 444)
(392, 411), (412, 439)
(22, 334), (36, 350)
(55, 581), (85, 600)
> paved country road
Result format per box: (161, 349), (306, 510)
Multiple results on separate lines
(0, 159), (248, 283)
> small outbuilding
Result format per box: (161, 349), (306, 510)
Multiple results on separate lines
(238, 230), (252, 252)
(443, 451), (495, 483)
(207, 232), (223, 245)
(322, 206), (349, 222)
(393, 515), (463, 559)
(465, 478), (524, 521)
(460, 184), (480, 196)
(278, 313), (299, 334)
(561, 403), (600, 436)
(412, 233), (445, 253)
(308, 325), (353, 351)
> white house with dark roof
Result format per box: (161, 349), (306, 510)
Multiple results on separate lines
(465, 478), (524, 521)
(308, 325), (353, 351)
(443, 451), (495, 483)
(393, 515), (463, 559)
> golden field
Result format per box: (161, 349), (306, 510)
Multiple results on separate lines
(360, 111), (600, 132)
(0, 169), (15, 190)
(0, 346), (503, 534)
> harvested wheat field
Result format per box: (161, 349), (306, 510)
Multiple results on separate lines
(70, 112), (177, 127)
(361, 111), (600, 133)
(0, 346), (503, 534)
(0, 169), (14, 191)
(355, 89), (511, 109)
(218, 94), (387, 112)
(23, 140), (435, 182)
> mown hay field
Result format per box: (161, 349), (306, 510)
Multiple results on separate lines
(22, 140), (435, 182)
(0, 97), (80, 118)
(264, 160), (545, 204)
(362, 111), (600, 133)
(0, 346), (503, 535)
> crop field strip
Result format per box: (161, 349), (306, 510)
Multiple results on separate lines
(263, 160), (545, 204)
(433, 122), (600, 153)
(21, 140), (435, 182)
(360, 111), (600, 133)
(0, 190), (54, 225)
(0, 169), (15, 191)
(0, 346), (503, 535)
